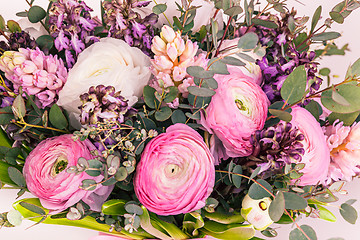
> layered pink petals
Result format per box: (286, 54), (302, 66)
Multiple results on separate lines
(134, 124), (215, 216)
(290, 107), (330, 186)
(324, 121), (360, 182)
(23, 134), (113, 212)
(200, 68), (269, 161)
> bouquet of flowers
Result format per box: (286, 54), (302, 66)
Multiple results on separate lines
(1, 0), (360, 239)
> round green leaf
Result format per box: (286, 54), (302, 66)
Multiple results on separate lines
(7, 20), (21, 33)
(187, 66), (214, 79)
(152, 4), (167, 15)
(231, 165), (242, 188)
(330, 11), (344, 24)
(248, 179), (273, 200)
(12, 95), (26, 119)
(269, 191), (285, 222)
(283, 192), (308, 210)
(115, 167), (128, 181)
(237, 32), (259, 50)
(187, 86), (216, 97)
(268, 109), (292, 122)
(321, 84), (360, 113)
(8, 167), (26, 188)
(28, 6), (46, 23)
(143, 86), (159, 109)
(155, 106), (172, 121)
(340, 203), (358, 224)
(125, 204), (143, 215)
(289, 225), (317, 240)
(224, 6), (243, 16)
(36, 35), (54, 50)
(49, 104), (68, 130)
(280, 66), (306, 105)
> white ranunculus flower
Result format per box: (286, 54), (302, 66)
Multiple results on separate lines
(140, 0), (223, 32)
(57, 37), (151, 125)
(241, 194), (273, 231)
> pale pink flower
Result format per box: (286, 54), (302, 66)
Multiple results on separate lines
(134, 124), (215, 216)
(200, 67), (269, 162)
(324, 121), (360, 183)
(290, 106), (330, 186)
(149, 26), (208, 101)
(0, 48), (67, 108)
(23, 134), (113, 212)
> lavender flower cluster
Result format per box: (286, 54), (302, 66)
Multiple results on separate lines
(48, 0), (99, 67)
(102, 0), (158, 56)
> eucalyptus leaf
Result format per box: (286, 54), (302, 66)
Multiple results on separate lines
(28, 6), (47, 23)
(19, 202), (46, 216)
(12, 95), (26, 119)
(36, 35), (54, 50)
(269, 191), (285, 222)
(236, 52), (256, 63)
(248, 179), (273, 200)
(283, 192), (308, 210)
(152, 4), (167, 15)
(188, 86), (216, 97)
(171, 110), (186, 124)
(304, 100), (322, 121)
(289, 225), (317, 240)
(81, 179), (97, 191)
(329, 11), (344, 24)
(49, 104), (68, 130)
(248, 166), (261, 183)
(0, 15), (5, 30)
(163, 86), (178, 103)
(311, 32), (341, 41)
(231, 165), (242, 188)
(8, 167), (26, 188)
(280, 66), (307, 105)
(224, 6), (243, 17)
(346, 57), (360, 78)
(125, 203), (143, 215)
(321, 84), (360, 113)
(331, 88), (350, 106)
(7, 20), (21, 33)
(155, 106), (172, 121)
(187, 66), (214, 79)
(328, 111), (359, 126)
(115, 167), (128, 181)
(340, 203), (357, 224)
(208, 60), (230, 75)
(311, 6), (322, 33)
(237, 32), (259, 50)
(268, 109), (292, 122)
(143, 86), (159, 109)
(252, 18), (278, 29)
(220, 56), (245, 66)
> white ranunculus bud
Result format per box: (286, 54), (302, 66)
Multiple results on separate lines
(241, 194), (274, 231)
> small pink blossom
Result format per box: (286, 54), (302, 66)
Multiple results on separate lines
(324, 121), (360, 183)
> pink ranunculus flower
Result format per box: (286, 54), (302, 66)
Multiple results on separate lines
(23, 134), (113, 212)
(290, 106), (330, 186)
(200, 68), (269, 162)
(134, 124), (215, 216)
(324, 121), (360, 183)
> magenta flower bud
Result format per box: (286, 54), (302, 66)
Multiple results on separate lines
(134, 124), (215, 215)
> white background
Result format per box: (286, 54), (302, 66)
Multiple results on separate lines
(0, 0), (360, 239)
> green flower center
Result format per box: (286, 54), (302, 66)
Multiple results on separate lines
(51, 156), (68, 177)
(235, 99), (250, 116)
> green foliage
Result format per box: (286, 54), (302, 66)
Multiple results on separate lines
(283, 192), (308, 210)
(321, 84), (360, 113)
(201, 221), (255, 239)
(248, 179), (273, 200)
(12, 95), (26, 119)
(280, 66), (307, 105)
(289, 225), (317, 240)
(27, 6), (47, 23)
(237, 32), (259, 50)
(7, 20), (21, 33)
(269, 191), (285, 222)
(340, 203), (358, 224)
(152, 4), (167, 15)
(102, 199), (127, 215)
(311, 32), (341, 41)
(8, 167), (26, 188)
(49, 104), (68, 130)
(311, 6), (322, 33)
(252, 19), (278, 29)
(36, 35), (54, 50)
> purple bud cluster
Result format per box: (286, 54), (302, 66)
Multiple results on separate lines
(79, 85), (136, 126)
(0, 31), (37, 52)
(0, 77), (14, 108)
(250, 122), (305, 172)
(102, 0), (158, 56)
(48, 0), (99, 67)
(238, 11), (322, 103)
